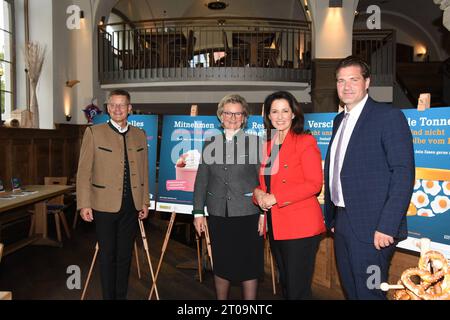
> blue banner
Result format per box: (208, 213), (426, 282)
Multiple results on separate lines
(304, 113), (335, 159)
(304, 107), (450, 256)
(400, 107), (450, 255)
(93, 114), (158, 209)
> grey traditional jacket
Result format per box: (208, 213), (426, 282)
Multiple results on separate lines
(192, 130), (262, 217)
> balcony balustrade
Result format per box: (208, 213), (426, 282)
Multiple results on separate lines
(98, 17), (312, 84)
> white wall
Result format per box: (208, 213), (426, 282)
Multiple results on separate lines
(48, 0), (116, 126)
(310, 0), (358, 59)
(353, 12), (446, 62)
(11, 0), (107, 127)
(52, 0), (77, 124)
(27, 0), (95, 128)
(28, 0), (53, 129)
(125, 88), (312, 105)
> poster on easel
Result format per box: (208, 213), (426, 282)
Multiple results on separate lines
(304, 113), (336, 205)
(156, 115), (221, 214)
(156, 115), (265, 214)
(304, 107), (450, 257)
(93, 114), (159, 210)
(397, 107), (450, 257)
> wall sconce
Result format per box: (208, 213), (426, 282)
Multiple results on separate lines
(329, 0), (343, 7)
(99, 16), (106, 26)
(416, 46), (427, 58)
(65, 114), (72, 122)
(80, 10), (85, 19)
(66, 80), (80, 88)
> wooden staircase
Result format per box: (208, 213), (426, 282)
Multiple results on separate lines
(396, 62), (445, 107)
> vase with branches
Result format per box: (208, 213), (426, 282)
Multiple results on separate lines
(24, 42), (46, 128)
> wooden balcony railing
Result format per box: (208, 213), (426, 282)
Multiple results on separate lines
(353, 29), (396, 86)
(98, 17), (312, 84)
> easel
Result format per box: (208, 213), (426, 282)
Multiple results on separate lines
(260, 103), (278, 295)
(148, 104), (213, 300)
(265, 237), (277, 295)
(81, 219), (159, 300)
(0, 242), (12, 300)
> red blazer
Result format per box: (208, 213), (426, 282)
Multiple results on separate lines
(255, 131), (325, 240)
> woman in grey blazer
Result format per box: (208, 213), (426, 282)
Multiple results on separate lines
(192, 94), (264, 300)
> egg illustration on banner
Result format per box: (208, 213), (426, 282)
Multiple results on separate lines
(442, 181), (450, 196)
(414, 180), (421, 190)
(417, 208), (435, 217)
(430, 196), (450, 214)
(422, 180), (441, 196)
(411, 190), (430, 208)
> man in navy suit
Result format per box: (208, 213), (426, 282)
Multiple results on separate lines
(324, 56), (415, 299)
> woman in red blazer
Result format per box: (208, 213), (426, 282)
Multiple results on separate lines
(254, 91), (325, 299)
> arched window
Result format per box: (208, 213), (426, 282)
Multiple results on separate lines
(0, 0), (14, 122)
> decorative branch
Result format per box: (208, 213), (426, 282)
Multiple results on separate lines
(24, 42), (46, 127)
(24, 42), (46, 85)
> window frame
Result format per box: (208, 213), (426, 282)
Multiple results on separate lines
(0, 0), (16, 119)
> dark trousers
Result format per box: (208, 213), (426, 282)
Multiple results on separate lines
(94, 203), (138, 300)
(334, 207), (396, 300)
(268, 213), (321, 300)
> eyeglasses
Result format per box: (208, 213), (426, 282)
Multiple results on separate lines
(223, 111), (244, 118)
(108, 103), (129, 109)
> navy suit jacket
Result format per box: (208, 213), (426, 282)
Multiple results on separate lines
(324, 97), (415, 243)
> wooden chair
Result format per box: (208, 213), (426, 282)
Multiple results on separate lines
(0, 242), (12, 300)
(258, 33), (282, 68)
(29, 177), (71, 242)
(119, 49), (135, 70)
(179, 30), (196, 67)
(222, 30), (247, 67)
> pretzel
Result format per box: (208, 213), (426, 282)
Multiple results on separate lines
(389, 247), (450, 300)
(418, 250), (448, 273)
(391, 281), (421, 300)
(393, 289), (411, 300)
(425, 281), (442, 296)
(401, 268), (450, 300)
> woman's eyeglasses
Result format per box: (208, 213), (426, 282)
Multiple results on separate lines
(223, 111), (244, 118)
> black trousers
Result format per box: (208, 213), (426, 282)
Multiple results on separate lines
(268, 212), (321, 300)
(94, 199), (138, 300)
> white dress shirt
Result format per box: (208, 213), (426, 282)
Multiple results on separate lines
(109, 119), (129, 133)
(329, 94), (368, 207)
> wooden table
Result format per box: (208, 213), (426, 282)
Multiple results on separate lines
(0, 185), (74, 255)
(232, 32), (275, 66)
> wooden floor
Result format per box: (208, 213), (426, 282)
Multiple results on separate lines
(0, 210), (284, 300)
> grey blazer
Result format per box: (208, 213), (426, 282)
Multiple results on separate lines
(192, 130), (262, 217)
